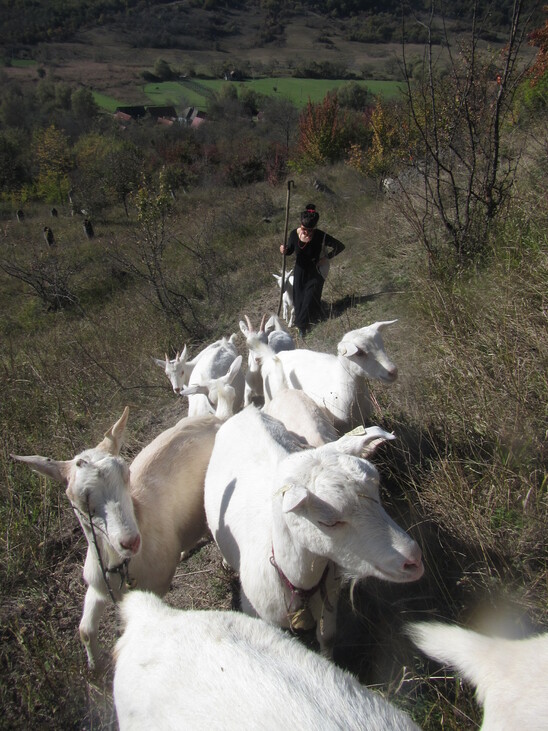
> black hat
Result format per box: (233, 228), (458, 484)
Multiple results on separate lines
(300, 203), (319, 228)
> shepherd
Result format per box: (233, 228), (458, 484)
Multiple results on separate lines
(279, 203), (345, 338)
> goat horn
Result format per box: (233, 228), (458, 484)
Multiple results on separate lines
(245, 315), (253, 331)
(259, 314), (267, 332)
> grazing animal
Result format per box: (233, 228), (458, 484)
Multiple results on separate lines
(180, 355), (243, 421)
(83, 218), (94, 239)
(12, 407), (220, 671)
(16, 209), (24, 222)
(407, 621), (548, 731)
(50, 207), (58, 218)
(154, 336), (243, 414)
(272, 269), (295, 327)
(260, 346), (338, 447)
(204, 408), (423, 656)
(264, 387), (338, 447)
(43, 226), (55, 247)
(264, 313), (296, 353)
(113, 591), (421, 731)
(262, 320), (399, 432)
(239, 315), (295, 407)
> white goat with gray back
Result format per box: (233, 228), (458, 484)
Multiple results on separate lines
(11, 407), (220, 672)
(239, 314), (295, 406)
(262, 320), (399, 433)
(272, 269), (295, 327)
(407, 621), (548, 731)
(113, 591), (421, 731)
(154, 337), (231, 393)
(204, 407), (423, 656)
(155, 334), (244, 416)
(180, 355), (243, 421)
(248, 335), (338, 447)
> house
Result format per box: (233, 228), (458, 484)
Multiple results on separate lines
(114, 105), (147, 120)
(146, 105), (177, 121)
(180, 106), (208, 128)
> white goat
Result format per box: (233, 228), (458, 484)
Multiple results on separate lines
(113, 591), (421, 731)
(153, 338), (227, 393)
(264, 313), (296, 352)
(180, 355), (243, 421)
(252, 337), (338, 447)
(204, 408), (423, 656)
(155, 335), (244, 416)
(407, 621), (548, 731)
(262, 320), (399, 432)
(272, 269), (295, 327)
(262, 361), (339, 448)
(239, 315), (295, 406)
(12, 408), (220, 672)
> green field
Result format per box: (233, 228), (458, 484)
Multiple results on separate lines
(143, 77), (404, 111)
(3, 58), (37, 68)
(92, 91), (121, 112)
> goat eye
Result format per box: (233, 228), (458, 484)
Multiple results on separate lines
(319, 520), (345, 528)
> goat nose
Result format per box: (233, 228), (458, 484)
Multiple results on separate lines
(120, 534), (141, 554)
(403, 545), (424, 577)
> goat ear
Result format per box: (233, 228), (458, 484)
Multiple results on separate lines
(282, 484), (309, 513)
(239, 320), (250, 336)
(337, 341), (359, 357)
(11, 454), (73, 485)
(153, 357), (166, 368)
(97, 406), (129, 455)
(181, 384), (208, 397)
(375, 319), (398, 331)
(321, 426), (395, 458)
(226, 355), (243, 382)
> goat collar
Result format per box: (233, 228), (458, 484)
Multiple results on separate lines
(270, 547), (333, 628)
(71, 500), (136, 602)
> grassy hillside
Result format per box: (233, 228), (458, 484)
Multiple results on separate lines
(1, 119), (546, 730)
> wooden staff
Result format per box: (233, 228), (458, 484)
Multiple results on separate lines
(277, 179), (294, 318)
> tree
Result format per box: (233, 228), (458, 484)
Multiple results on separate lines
(528, 6), (548, 83)
(336, 81), (371, 110)
(397, 0), (536, 269)
(153, 58), (174, 81)
(294, 93), (347, 167)
(33, 124), (73, 203)
(108, 172), (203, 333)
(71, 87), (99, 119)
(259, 97), (299, 155)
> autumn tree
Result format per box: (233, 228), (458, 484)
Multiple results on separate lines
(33, 124), (73, 203)
(528, 5), (548, 82)
(294, 93), (347, 167)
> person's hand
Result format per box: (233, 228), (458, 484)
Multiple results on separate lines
(280, 244), (287, 254)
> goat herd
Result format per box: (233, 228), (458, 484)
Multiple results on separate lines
(12, 311), (547, 730)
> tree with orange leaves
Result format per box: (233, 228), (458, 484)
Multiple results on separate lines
(528, 6), (548, 84)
